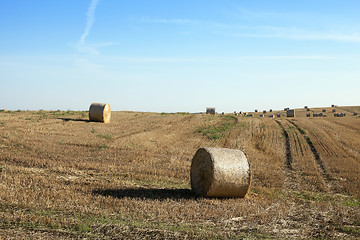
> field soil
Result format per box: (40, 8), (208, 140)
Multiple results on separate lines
(0, 107), (360, 239)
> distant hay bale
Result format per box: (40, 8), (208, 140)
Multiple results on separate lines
(206, 107), (216, 115)
(332, 109), (336, 113)
(259, 114), (264, 117)
(286, 109), (295, 117)
(334, 113), (345, 117)
(89, 103), (111, 123)
(246, 114), (253, 117)
(314, 112), (323, 117)
(190, 147), (251, 198)
(354, 112), (358, 116)
(322, 109), (326, 112)
(306, 113), (311, 117)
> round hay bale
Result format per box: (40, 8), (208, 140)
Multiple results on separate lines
(89, 103), (111, 123)
(190, 147), (251, 198)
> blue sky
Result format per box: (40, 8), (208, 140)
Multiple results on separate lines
(0, 0), (359, 112)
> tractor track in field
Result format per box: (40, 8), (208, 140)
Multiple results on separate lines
(287, 120), (334, 192)
(274, 120), (301, 190)
(331, 120), (360, 134)
(275, 120), (293, 170)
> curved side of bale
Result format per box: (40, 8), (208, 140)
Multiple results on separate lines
(89, 103), (111, 123)
(190, 148), (251, 198)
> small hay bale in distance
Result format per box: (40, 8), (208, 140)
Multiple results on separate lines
(354, 112), (358, 116)
(190, 147), (251, 198)
(206, 107), (216, 115)
(89, 103), (111, 123)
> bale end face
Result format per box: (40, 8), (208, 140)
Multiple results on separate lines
(190, 148), (251, 198)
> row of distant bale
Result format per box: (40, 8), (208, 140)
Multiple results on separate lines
(206, 107), (295, 117)
(206, 106), (357, 118)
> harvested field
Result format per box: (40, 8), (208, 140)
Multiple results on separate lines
(0, 108), (359, 239)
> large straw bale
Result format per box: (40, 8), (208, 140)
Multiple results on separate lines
(190, 147), (251, 198)
(89, 103), (111, 123)
(286, 109), (295, 117)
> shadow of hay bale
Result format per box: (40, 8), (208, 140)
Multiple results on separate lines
(93, 188), (198, 200)
(57, 118), (90, 123)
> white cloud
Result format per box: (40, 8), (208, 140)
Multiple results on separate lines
(79, 0), (100, 46)
(227, 32), (360, 43)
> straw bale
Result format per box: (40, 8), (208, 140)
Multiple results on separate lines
(206, 107), (216, 115)
(286, 109), (295, 117)
(190, 147), (251, 198)
(89, 103), (111, 123)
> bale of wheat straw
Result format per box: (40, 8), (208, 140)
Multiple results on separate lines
(89, 103), (111, 123)
(190, 147), (251, 198)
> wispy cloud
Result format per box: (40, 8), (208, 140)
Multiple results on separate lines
(139, 18), (198, 24)
(97, 55), (331, 64)
(79, 0), (100, 46)
(77, 0), (111, 55)
(138, 16), (360, 43)
(227, 32), (360, 43)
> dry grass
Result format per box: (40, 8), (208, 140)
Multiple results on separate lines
(0, 109), (359, 239)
